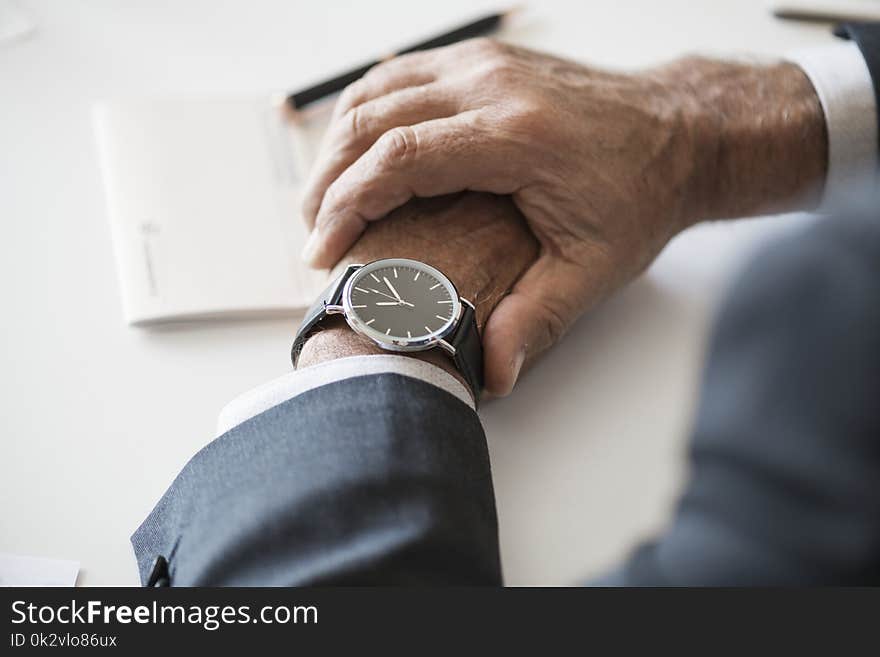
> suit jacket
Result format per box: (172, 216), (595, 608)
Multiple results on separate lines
(132, 25), (880, 587)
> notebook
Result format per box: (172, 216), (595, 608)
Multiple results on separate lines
(93, 97), (332, 325)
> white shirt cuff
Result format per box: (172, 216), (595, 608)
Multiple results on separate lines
(787, 42), (878, 211)
(216, 355), (474, 436)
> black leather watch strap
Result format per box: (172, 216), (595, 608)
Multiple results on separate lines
(290, 265), (360, 367)
(448, 300), (484, 406)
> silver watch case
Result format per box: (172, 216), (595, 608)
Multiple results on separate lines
(330, 258), (466, 356)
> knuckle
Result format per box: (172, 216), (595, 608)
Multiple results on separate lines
(317, 183), (344, 225)
(366, 50), (419, 78)
(485, 54), (518, 79)
(511, 100), (544, 127)
(375, 126), (418, 169)
(485, 41), (516, 64)
(497, 100), (550, 142)
(362, 58), (394, 84)
(539, 303), (569, 347)
(466, 36), (503, 56)
(340, 104), (370, 144)
(472, 57), (518, 88)
(336, 78), (367, 113)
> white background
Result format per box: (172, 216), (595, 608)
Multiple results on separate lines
(1, 0), (835, 585)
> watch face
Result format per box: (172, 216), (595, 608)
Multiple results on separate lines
(343, 258), (461, 350)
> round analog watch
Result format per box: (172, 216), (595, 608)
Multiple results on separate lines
(291, 258), (483, 403)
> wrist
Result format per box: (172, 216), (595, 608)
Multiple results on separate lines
(297, 315), (467, 386)
(664, 57), (827, 225)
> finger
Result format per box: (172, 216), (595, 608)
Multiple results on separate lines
(481, 255), (599, 397)
(329, 37), (498, 120)
(331, 50), (445, 121)
(302, 82), (460, 228)
(303, 112), (523, 268)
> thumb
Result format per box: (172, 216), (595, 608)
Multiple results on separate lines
(481, 255), (596, 397)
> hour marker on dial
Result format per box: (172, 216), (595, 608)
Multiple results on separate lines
(437, 299), (453, 304)
(365, 318), (375, 325)
(436, 314), (449, 321)
(429, 283), (441, 290)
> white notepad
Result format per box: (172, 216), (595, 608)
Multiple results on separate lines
(94, 97), (331, 324)
(0, 553), (79, 587)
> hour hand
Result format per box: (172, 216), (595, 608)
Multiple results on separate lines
(368, 287), (413, 306)
(375, 300), (415, 307)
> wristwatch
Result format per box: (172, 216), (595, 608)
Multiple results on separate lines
(291, 258), (483, 404)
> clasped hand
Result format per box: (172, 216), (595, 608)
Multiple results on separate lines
(298, 39), (825, 396)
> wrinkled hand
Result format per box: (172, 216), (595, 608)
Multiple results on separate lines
(300, 39), (825, 395)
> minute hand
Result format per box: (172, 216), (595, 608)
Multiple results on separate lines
(383, 276), (403, 301)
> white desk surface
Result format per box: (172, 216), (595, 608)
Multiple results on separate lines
(1, 0), (834, 585)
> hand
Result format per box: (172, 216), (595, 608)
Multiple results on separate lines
(300, 39), (826, 395)
(298, 192), (539, 392)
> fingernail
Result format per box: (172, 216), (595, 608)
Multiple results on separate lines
(301, 229), (320, 265)
(510, 349), (526, 388)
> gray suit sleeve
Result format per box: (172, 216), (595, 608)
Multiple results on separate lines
(131, 374), (501, 585)
(601, 205), (880, 585)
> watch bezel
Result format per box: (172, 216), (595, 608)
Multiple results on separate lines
(341, 258), (463, 352)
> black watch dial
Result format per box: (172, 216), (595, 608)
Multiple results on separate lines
(344, 259), (459, 344)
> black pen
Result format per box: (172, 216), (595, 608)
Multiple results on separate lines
(286, 8), (520, 111)
(773, 5), (880, 24)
